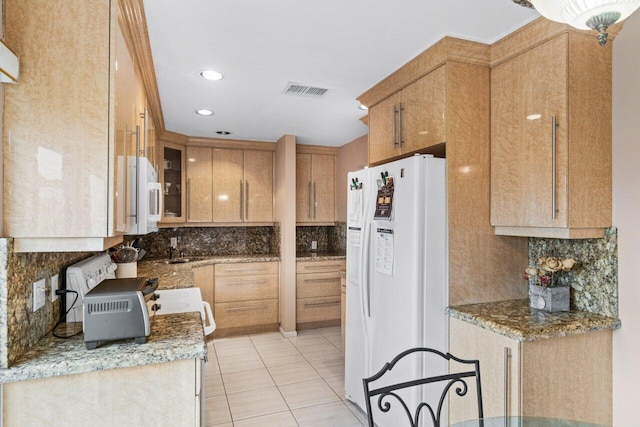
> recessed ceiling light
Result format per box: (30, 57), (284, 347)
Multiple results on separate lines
(216, 131), (231, 135)
(200, 70), (223, 81)
(196, 109), (214, 116)
(359, 104), (368, 110)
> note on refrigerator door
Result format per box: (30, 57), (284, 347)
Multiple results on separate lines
(348, 227), (362, 248)
(375, 228), (394, 276)
(349, 188), (362, 223)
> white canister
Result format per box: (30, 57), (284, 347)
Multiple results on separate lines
(115, 262), (137, 279)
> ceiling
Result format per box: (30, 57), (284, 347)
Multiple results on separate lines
(142, 0), (538, 147)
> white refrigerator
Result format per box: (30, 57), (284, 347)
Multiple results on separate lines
(344, 155), (448, 426)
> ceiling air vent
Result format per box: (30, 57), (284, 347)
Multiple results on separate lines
(283, 82), (329, 98)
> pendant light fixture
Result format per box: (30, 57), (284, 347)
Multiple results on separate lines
(522, 0), (640, 45)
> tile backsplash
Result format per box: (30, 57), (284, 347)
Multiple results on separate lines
(528, 227), (618, 317)
(137, 226), (278, 259)
(0, 239), (94, 367)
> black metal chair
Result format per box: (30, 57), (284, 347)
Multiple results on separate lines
(363, 347), (483, 427)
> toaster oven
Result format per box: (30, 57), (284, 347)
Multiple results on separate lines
(83, 277), (158, 350)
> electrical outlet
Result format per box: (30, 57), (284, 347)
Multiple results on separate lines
(51, 274), (59, 302)
(311, 240), (317, 250)
(32, 279), (46, 312)
(170, 237), (177, 248)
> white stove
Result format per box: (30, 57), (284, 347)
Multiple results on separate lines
(65, 254), (215, 337)
(148, 288), (216, 336)
(65, 253), (117, 322)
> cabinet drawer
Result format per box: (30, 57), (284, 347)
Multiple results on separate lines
(214, 299), (278, 329)
(296, 296), (341, 323)
(296, 272), (341, 298)
(297, 260), (345, 274)
(215, 261), (278, 277)
(216, 274), (278, 302)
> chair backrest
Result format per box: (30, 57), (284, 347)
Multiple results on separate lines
(363, 347), (483, 427)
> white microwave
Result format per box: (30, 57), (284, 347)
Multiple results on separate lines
(126, 156), (162, 235)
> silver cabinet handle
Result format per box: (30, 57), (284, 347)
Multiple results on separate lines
(224, 280), (268, 286)
(186, 178), (191, 221)
(227, 305), (267, 312)
(303, 278), (340, 283)
(308, 182), (313, 220)
(302, 264), (343, 270)
(126, 125), (141, 222)
(245, 181), (249, 221)
(304, 301), (340, 308)
(224, 267), (269, 272)
(551, 116), (558, 220)
(398, 102), (404, 148)
(504, 347), (511, 420)
(392, 104), (398, 149)
(239, 180), (244, 220)
(313, 182), (317, 220)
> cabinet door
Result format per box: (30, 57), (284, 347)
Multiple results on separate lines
(244, 150), (273, 222)
(311, 154), (336, 223)
(449, 318), (521, 423)
(192, 265), (215, 314)
(186, 146), (213, 222)
(400, 66), (446, 153)
(4, 0), (115, 241)
(114, 22), (134, 234)
(491, 35), (568, 228)
(296, 153), (313, 222)
(212, 148), (244, 222)
(368, 93), (402, 165)
(161, 144), (186, 222)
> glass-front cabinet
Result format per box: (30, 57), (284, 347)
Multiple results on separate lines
(161, 143), (185, 223)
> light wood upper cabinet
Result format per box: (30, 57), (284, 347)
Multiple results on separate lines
(296, 150), (336, 224)
(3, 0), (124, 252)
(490, 32), (612, 239)
(212, 148), (244, 222)
(186, 146), (213, 222)
(244, 150), (274, 222)
(367, 67), (446, 165)
(162, 145), (274, 225)
(400, 66), (446, 154)
(368, 93), (402, 164)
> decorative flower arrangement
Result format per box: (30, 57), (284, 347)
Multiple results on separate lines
(523, 257), (577, 288)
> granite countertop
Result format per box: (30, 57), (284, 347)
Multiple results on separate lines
(296, 252), (346, 261)
(447, 299), (621, 342)
(137, 254), (281, 289)
(0, 312), (207, 384)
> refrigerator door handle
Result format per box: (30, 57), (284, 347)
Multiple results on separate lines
(361, 220), (372, 319)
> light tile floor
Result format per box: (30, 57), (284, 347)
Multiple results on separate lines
(205, 326), (368, 427)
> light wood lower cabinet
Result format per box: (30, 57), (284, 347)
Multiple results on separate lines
(449, 318), (612, 426)
(213, 261), (279, 336)
(2, 359), (203, 427)
(296, 260), (345, 329)
(192, 265), (214, 312)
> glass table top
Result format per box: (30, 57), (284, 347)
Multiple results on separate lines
(450, 416), (606, 427)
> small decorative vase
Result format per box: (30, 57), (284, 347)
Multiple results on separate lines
(529, 284), (570, 312)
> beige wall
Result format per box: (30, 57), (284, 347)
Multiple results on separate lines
(275, 134), (297, 334)
(336, 135), (368, 222)
(612, 11), (640, 426)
